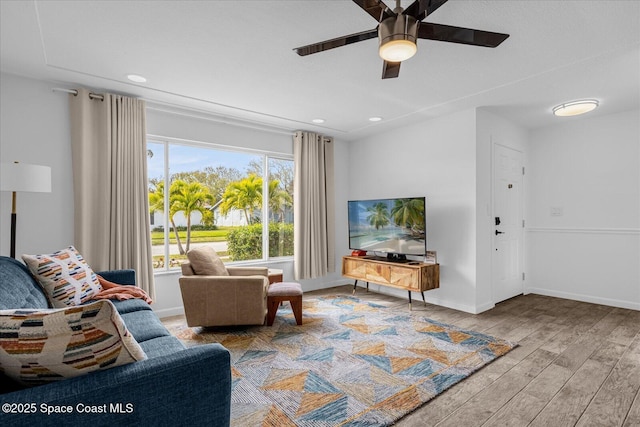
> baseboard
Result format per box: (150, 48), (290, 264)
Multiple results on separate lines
(474, 300), (496, 314)
(526, 286), (640, 311)
(354, 282), (486, 314)
(153, 306), (185, 319)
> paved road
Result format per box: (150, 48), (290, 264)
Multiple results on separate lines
(151, 240), (227, 256)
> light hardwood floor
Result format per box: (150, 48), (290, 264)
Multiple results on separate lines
(164, 285), (640, 426)
(306, 285), (640, 427)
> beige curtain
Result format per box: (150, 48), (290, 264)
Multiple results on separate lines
(69, 89), (154, 298)
(293, 131), (335, 280)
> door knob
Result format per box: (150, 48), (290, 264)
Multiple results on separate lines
(495, 230), (505, 235)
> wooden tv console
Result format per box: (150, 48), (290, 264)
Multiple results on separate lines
(341, 255), (439, 309)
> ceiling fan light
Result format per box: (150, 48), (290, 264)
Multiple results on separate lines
(552, 99), (599, 117)
(378, 13), (419, 63)
(379, 40), (417, 62)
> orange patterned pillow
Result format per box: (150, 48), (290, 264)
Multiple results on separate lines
(0, 300), (146, 387)
(23, 246), (103, 308)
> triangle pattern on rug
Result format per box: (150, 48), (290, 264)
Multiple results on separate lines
(297, 347), (334, 362)
(297, 394), (349, 422)
(375, 385), (422, 412)
(262, 370), (308, 392)
(236, 350), (277, 364)
(325, 329), (352, 340)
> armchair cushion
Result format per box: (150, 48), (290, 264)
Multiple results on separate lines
(186, 246), (229, 276)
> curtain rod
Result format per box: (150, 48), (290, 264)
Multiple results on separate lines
(51, 87), (297, 136)
(52, 87), (104, 100)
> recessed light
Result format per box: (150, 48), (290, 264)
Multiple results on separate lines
(552, 99), (599, 117)
(312, 118), (325, 124)
(127, 74), (147, 83)
(368, 117), (383, 122)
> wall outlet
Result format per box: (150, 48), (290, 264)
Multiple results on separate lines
(550, 206), (564, 216)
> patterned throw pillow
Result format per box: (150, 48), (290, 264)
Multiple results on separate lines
(22, 246), (103, 307)
(0, 300), (146, 387)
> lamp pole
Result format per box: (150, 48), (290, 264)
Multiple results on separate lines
(10, 189), (17, 258)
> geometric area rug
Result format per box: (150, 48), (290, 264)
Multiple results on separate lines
(168, 295), (516, 426)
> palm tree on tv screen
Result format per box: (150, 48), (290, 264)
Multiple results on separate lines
(391, 198), (425, 235)
(366, 202), (390, 230)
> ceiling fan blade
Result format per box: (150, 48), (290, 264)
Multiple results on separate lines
(352, 0), (395, 22)
(294, 28), (378, 56)
(382, 61), (401, 79)
(404, 0), (448, 21)
(418, 22), (509, 47)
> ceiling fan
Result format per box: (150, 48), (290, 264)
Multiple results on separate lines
(294, 0), (509, 79)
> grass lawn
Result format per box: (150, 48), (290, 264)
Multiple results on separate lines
(151, 227), (233, 245)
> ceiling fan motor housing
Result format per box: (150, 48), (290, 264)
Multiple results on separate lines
(378, 13), (419, 56)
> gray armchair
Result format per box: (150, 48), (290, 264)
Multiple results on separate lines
(179, 263), (269, 327)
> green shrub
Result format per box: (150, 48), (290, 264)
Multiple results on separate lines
(227, 223), (294, 261)
(268, 223), (294, 258)
(227, 224), (262, 261)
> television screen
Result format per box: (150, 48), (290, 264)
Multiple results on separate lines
(348, 197), (426, 256)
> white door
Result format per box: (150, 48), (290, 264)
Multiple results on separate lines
(492, 144), (524, 303)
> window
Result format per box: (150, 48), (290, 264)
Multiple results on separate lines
(147, 138), (294, 271)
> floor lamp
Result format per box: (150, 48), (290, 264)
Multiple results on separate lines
(0, 162), (52, 258)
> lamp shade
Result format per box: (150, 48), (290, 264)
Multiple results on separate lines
(1, 162), (52, 193)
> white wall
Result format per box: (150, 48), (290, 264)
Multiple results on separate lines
(526, 110), (640, 310)
(348, 109), (481, 312)
(0, 73), (74, 256)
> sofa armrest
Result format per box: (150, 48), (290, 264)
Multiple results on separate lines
(97, 269), (136, 285)
(227, 266), (268, 277)
(0, 344), (231, 426)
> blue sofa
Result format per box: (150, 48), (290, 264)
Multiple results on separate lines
(0, 256), (231, 426)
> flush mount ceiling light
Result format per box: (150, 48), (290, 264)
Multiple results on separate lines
(312, 118), (325, 124)
(126, 74), (147, 83)
(552, 99), (599, 117)
(368, 117), (383, 122)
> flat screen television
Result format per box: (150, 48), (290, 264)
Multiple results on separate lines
(348, 197), (426, 259)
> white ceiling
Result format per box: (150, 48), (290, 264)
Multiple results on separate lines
(1, 0), (639, 140)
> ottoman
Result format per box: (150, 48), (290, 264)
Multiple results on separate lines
(267, 282), (303, 326)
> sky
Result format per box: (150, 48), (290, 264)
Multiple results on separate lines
(147, 140), (259, 180)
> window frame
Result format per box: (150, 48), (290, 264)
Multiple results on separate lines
(147, 134), (294, 273)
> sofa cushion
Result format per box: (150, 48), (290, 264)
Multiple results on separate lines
(138, 335), (186, 358)
(186, 246), (229, 276)
(111, 298), (153, 315)
(22, 246), (102, 308)
(119, 310), (172, 343)
(0, 257), (49, 310)
(0, 300), (146, 387)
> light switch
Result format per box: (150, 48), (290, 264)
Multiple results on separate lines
(550, 207), (563, 216)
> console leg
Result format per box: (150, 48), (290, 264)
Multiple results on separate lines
(366, 282), (369, 292)
(408, 291), (412, 311)
(353, 280), (358, 295)
(421, 291), (426, 306)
